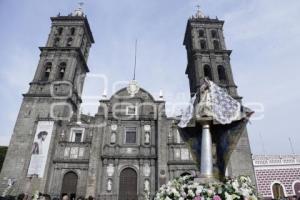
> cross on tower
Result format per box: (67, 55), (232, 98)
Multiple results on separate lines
(194, 3), (205, 18)
(79, 2), (84, 8)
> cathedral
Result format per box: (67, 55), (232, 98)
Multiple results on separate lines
(0, 6), (255, 200)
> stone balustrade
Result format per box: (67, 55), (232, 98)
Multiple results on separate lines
(253, 155), (300, 166)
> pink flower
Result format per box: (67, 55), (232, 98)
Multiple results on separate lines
(194, 196), (201, 200)
(213, 195), (222, 200)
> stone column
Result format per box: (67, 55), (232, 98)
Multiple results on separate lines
(200, 124), (213, 177)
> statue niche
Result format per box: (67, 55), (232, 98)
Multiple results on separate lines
(110, 132), (116, 144)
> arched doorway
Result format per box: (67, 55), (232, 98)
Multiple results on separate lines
(61, 171), (78, 200)
(272, 183), (285, 200)
(294, 181), (300, 197)
(119, 168), (137, 200)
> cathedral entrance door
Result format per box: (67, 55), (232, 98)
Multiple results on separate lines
(119, 168), (138, 200)
(61, 171), (78, 200)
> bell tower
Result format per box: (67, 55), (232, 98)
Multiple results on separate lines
(0, 6), (94, 194)
(29, 6), (94, 115)
(184, 9), (239, 99)
(183, 9), (255, 180)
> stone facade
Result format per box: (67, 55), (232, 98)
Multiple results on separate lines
(0, 9), (255, 200)
(253, 155), (300, 199)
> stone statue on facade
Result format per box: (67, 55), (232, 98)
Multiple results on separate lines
(144, 179), (150, 191)
(107, 179), (112, 192)
(110, 132), (116, 144)
(145, 132), (150, 144)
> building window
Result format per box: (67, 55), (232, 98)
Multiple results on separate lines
(125, 127), (137, 144)
(56, 27), (63, 35)
(70, 27), (76, 35)
(200, 40), (207, 50)
(204, 65), (212, 80)
(70, 129), (84, 142)
(67, 38), (73, 47)
(53, 37), (60, 47)
(211, 30), (218, 38)
(272, 183), (285, 199)
(199, 29), (205, 37)
(74, 132), (82, 143)
(126, 106), (137, 115)
(217, 65), (227, 83)
(43, 62), (52, 81)
(213, 40), (220, 50)
(58, 62), (66, 79)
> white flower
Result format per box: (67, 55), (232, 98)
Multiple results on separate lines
(232, 180), (239, 192)
(188, 189), (195, 196)
(207, 189), (214, 196)
(225, 192), (233, 200)
(154, 175), (257, 200)
(240, 187), (251, 197)
(249, 195), (258, 200)
(172, 188), (180, 197)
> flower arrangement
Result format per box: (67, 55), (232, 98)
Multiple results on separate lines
(32, 190), (39, 200)
(153, 175), (257, 200)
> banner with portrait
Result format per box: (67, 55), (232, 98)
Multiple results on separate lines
(27, 121), (54, 177)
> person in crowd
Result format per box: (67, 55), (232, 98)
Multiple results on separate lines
(17, 193), (25, 200)
(76, 196), (84, 200)
(5, 196), (15, 200)
(43, 194), (51, 200)
(62, 194), (69, 200)
(38, 194), (45, 200)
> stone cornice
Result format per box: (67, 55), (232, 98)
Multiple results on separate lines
(167, 160), (197, 165)
(101, 155), (157, 159)
(53, 159), (89, 164)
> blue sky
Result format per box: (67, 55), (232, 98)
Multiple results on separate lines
(0, 0), (299, 155)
